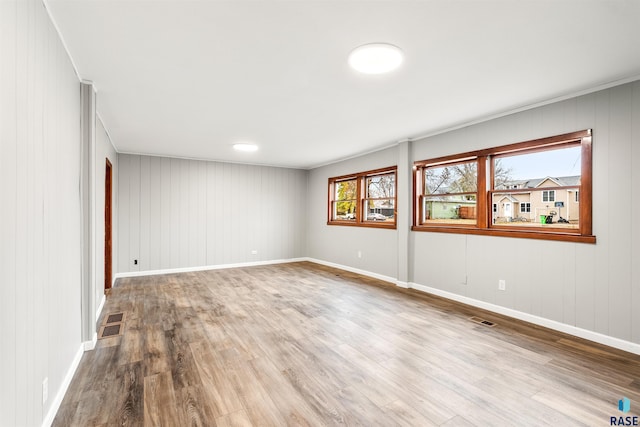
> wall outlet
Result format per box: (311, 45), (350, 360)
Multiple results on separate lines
(357, 250), (362, 259)
(134, 259), (138, 265)
(498, 279), (506, 291)
(42, 377), (48, 404)
(251, 250), (258, 255)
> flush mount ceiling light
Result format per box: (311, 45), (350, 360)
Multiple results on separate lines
(348, 43), (404, 74)
(233, 143), (258, 152)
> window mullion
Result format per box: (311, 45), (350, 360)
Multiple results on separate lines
(357, 175), (363, 224)
(477, 155), (487, 228)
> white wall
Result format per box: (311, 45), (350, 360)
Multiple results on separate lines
(94, 118), (117, 312)
(0, 0), (84, 425)
(307, 81), (640, 349)
(117, 155), (307, 273)
(307, 146), (400, 280)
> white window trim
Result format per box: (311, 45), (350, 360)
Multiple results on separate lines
(542, 190), (556, 202)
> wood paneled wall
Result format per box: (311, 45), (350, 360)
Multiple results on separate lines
(117, 155), (307, 273)
(0, 0), (84, 425)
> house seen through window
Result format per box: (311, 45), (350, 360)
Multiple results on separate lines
(413, 130), (594, 243)
(493, 146), (580, 229)
(422, 160), (477, 225)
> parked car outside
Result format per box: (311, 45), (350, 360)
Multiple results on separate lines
(368, 212), (388, 221)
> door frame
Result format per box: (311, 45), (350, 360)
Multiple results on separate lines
(104, 158), (112, 293)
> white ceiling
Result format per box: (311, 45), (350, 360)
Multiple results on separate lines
(46, 0), (640, 169)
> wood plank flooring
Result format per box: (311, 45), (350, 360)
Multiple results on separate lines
(53, 261), (640, 426)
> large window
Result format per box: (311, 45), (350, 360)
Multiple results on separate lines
(413, 130), (594, 243)
(329, 167), (396, 228)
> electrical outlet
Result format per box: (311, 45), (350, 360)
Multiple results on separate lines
(42, 377), (48, 404)
(357, 250), (362, 259)
(134, 259), (138, 265)
(498, 279), (506, 291)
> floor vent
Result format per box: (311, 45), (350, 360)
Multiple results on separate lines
(104, 312), (124, 324)
(470, 316), (496, 327)
(98, 323), (122, 339)
(98, 312), (126, 339)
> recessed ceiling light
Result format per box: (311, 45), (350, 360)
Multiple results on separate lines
(348, 43), (404, 74)
(233, 143), (258, 152)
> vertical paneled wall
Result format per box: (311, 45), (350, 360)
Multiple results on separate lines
(0, 0), (83, 425)
(307, 147), (400, 280)
(410, 82), (640, 345)
(117, 155), (307, 273)
(307, 81), (640, 347)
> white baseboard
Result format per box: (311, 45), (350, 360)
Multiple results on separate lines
(79, 294), (106, 352)
(395, 280), (410, 289)
(407, 281), (640, 356)
(113, 257), (308, 280)
(304, 257), (399, 285)
(41, 343), (84, 427)
(302, 259), (640, 356)
(83, 332), (97, 352)
(96, 294), (106, 322)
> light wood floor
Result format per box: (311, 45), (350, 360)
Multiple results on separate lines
(54, 261), (640, 426)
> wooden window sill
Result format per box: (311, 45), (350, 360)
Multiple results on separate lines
(411, 225), (596, 244)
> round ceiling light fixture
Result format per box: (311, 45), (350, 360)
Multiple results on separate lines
(348, 43), (404, 74)
(233, 142), (259, 152)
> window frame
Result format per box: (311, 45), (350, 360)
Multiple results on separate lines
(417, 157), (479, 228)
(520, 202), (531, 213)
(413, 130), (595, 243)
(328, 166), (397, 229)
(330, 177), (358, 221)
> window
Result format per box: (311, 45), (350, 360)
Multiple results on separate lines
(333, 178), (357, 220)
(421, 160), (477, 225)
(413, 130), (594, 243)
(328, 167), (396, 228)
(364, 173), (396, 223)
(542, 190), (556, 202)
